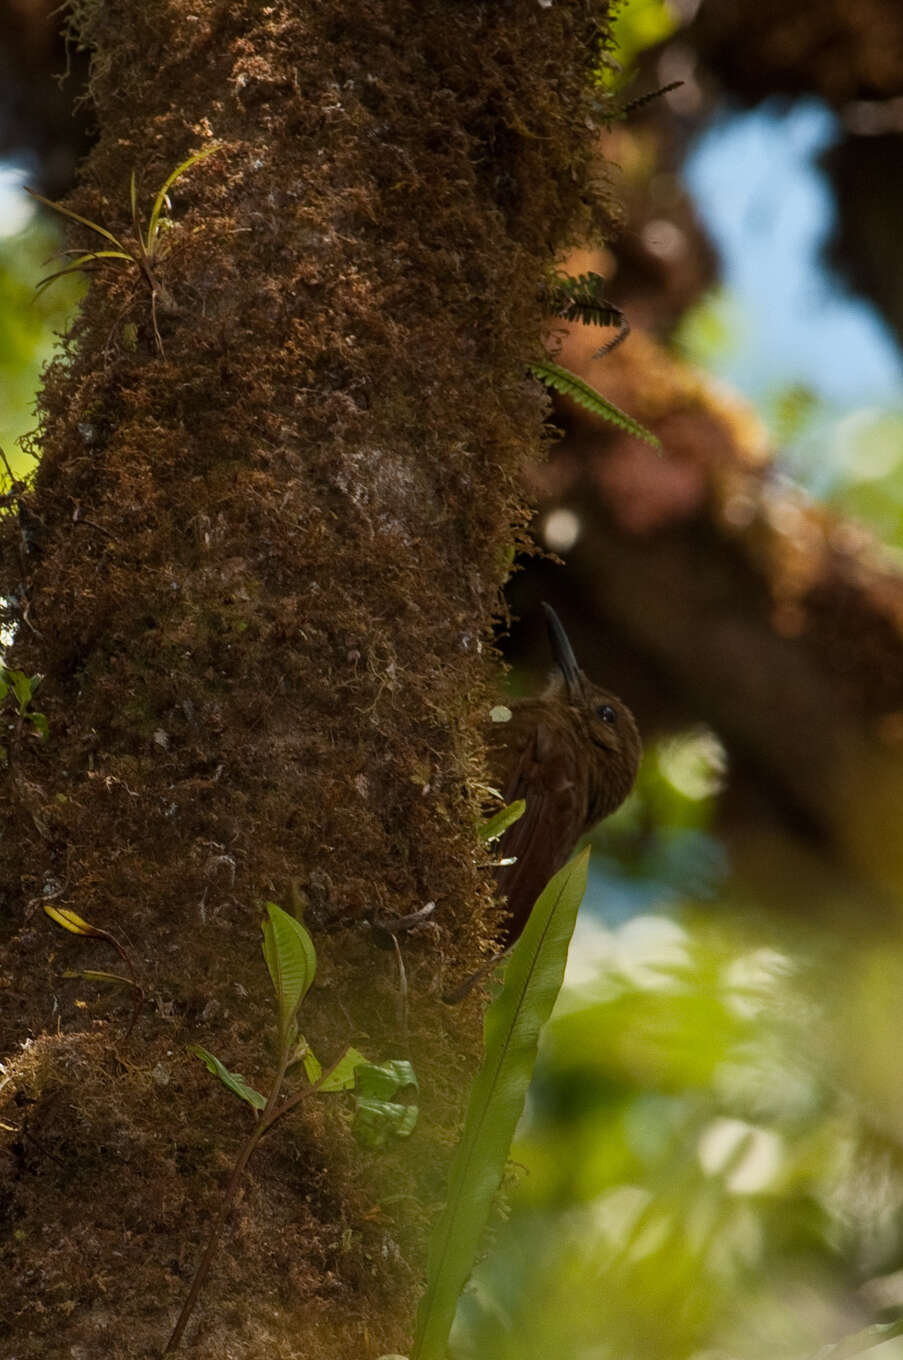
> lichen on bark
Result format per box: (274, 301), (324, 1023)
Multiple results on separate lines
(0, 2), (617, 1355)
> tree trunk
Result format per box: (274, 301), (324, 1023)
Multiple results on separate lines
(0, 2), (615, 1355)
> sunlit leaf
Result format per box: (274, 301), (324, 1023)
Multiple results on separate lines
(43, 904), (107, 937)
(318, 1045), (368, 1093)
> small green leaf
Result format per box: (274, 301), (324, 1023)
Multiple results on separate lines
(479, 800), (525, 844)
(9, 669), (34, 706)
(288, 1035), (322, 1083)
(28, 712), (49, 742)
(354, 1060), (418, 1100)
(317, 1046), (368, 1093)
(529, 360), (661, 450)
(353, 1098), (419, 1148)
(189, 1044), (266, 1110)
(261, 901), (316, 1050)
(350, 1061), (418, 1146)
(410, 849), (590, 1360)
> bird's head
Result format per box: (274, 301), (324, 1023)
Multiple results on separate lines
(542, 601), (642, 813)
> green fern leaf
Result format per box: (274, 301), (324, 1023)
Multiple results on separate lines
(529, 360), (661, 450)
(616, 80), (684, 119)
(547, 272), (630, 355)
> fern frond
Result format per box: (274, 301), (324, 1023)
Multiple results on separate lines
(529, 360), (661, 450)
(616, 81), (684, 119)
(547, 271), (630, 356)
(549, 270), (611, 323)
(591, 314), (631, 358)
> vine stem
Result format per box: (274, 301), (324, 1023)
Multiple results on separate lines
(162, 1040), (292, 1355)
(162, 1114), (270, 1353)
(162, 1049), (344, 1354)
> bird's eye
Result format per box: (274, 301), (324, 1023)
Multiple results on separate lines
(598, 704), (617, 724)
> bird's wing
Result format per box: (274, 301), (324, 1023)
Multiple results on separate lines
(492, 717), (585, 948)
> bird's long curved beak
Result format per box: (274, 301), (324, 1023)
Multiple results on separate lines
(542, 602), (583, 700)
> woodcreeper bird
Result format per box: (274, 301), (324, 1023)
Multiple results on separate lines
(445, 603), (641, 1002)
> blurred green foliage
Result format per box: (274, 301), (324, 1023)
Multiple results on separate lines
(606, 0), (679, 85)
(675, 289), (903, 557)
(672, 287), (746, 372)
(450, 731), (903, 1360)
(0, 209), (85, 480)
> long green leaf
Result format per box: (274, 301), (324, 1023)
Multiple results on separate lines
(146, 144), (221, 250)
(260, 902), (316, 1050)
(411, 847), (590, 1360)
(25, 188), (129, 252)
(34, 253), (132, 295)
(62, 969), (137, 988)
(189, 1044), (266, 1110)
(529, 360), (661, 450)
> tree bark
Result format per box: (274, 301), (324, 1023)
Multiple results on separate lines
(0, 2), (616, 1355)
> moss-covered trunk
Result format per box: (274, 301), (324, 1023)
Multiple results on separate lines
(0, 2), (613, 1355)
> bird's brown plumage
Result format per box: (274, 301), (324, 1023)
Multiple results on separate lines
(444, 604), (641, 1002)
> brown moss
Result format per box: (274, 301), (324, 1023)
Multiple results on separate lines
(0, 1), (617, 1355)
